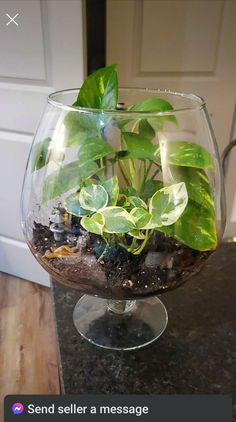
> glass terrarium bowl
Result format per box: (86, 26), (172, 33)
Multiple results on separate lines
(21, 88), (225, 350)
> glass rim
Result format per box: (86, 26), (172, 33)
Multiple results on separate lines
(48, 87), (206, 116)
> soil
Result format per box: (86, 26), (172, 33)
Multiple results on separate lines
(31, 221), (212, 299)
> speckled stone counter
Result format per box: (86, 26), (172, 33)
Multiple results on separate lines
(52, 242), (236, 415)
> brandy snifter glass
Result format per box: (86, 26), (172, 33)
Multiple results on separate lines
(21, 88), (225, 350)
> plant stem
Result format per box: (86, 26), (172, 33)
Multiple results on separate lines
(143, 161), (152, 185)
(143, 160), (147, 179)
(99, 157), (105, 180)
(132, 229), (154, 255)
(151, 167), (160, 180)
(118, 161), (130, 185)
(97, 240), (109, 263)
(131, 119), (140, 133)
(120, 131), (139, 191)
(127, 237), (138, 253)
(136, 160), (145, 193)
(128, 159), (139, 191)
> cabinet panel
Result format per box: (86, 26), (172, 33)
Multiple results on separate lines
(0, 0), (46, 80)
(141, 0), (223, 73)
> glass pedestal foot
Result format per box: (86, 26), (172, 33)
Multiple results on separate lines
(73, 295), (168, 350)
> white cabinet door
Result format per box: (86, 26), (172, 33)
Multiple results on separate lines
(107, 0), (236, 236)
(224, 108), (236, 238)
(0, 0), (84, 285)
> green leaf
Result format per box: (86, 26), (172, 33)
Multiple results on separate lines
(31, 138), (51, 171)
(140, 179), (163, 200)
(81, 213), (105, 235)
(64, 65), (118, 147)
(79, 184), (108, 212)
(158, 200), (217, 251)
(64, 111), (100, 147)
(170, 166), (214, 211)
(128, 229), (146, 239)
(64, 192), (92, 217)
(77, 162), (99, 184)
(102, 176), (119, 205)
(148, 115), (177, 131)
(130, 207), (151, 229)
(42, 160), (98, 202)
(74, 64), (118, 110)
(149, 182), (188, 227)
(129, 97), (177, 128)
(122, 132), (159, 161)
(78, 137), (113, 166)
(101, 206), (135, 233)
(164, 141), (214, 170)
(129, 98), (173, 112)
(128, 196), (147, 209)
(117, 194), (131, 208)
(84, 178), (99, 186)
(114, 117), (133, 129)
(120, 186), (137, 196)
(115, 97), (177, 131)
(138, 119), (155, 140)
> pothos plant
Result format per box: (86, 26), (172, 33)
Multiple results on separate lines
(32, 64), (217, 257)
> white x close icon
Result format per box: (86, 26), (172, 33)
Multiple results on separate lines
(6, 13), (19, 26)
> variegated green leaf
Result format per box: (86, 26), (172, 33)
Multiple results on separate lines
(101, 206), (135, 233)
(64, 192), (92, 217)
(102, 176), (119, 205)
(79, 184), (108, 212)
(130, 207), (151, 229)
(149, 182), (188, 227)
(81, 213), (105, 235)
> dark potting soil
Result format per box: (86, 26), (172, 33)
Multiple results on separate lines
(31, 222), (212, 299)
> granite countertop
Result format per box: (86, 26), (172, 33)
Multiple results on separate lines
(52, 242), (236, 412)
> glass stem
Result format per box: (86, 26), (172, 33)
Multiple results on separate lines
(107, 299), (136, 315)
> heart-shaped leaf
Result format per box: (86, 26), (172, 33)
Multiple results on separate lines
(102, 176), (119, 205)
(79, 184), (108, 212)
(122, 132), (159, 161)
(128, 196), (147, 209)
(130, 207), (152, 229)
(149, 182), (188, 227)
(129, 97), (177, 128)
(63, 111), (100, 147)
(74, 64), (118, 110)
(81, 213), (105, 235)
(42, 160), (98, 202)
(64, 192), (92, 217)
(78, 137), (113, 166)
(138, 119), (155, 141)
(101, 206), (135, 233)
(164, 141), (214, 170)
(158, 200), (217, 251)
(170, 166), (214, 211)
(129, 97), (174, 113)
